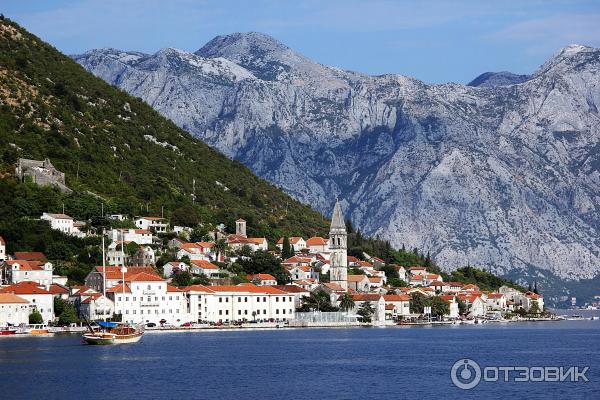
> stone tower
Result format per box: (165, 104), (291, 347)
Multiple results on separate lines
(329, 199), (348, 290)
(236, 219), (247, 237)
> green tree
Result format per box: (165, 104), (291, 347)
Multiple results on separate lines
(192, 273), (210, 285)
(171, 271), (193, 287)
(339, 293), (355, 312)
(298, 289), (338, 312)
(29, 310), (43, 324)
(171, 205), (200, 227)
(529, 301), (541, 315)
(238, 250), (288, 284)
(457, 297), (468, 315)
(388, 278), (408, 287)
(409, 292), (431, 314)
(57, 303), (78, 326)
(213, 239), (227, 261)
(190, 225), (209, 242)
(54, 297), (66, 317)
(430, 296), (450, 317)
(281, 236), (293, 259)
(357, 301), (375, 323)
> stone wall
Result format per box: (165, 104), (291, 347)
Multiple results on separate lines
(15, 158), (71, 193)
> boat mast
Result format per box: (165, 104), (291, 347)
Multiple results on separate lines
(101, 233), (106, 321)
(121, 239), (127, 323)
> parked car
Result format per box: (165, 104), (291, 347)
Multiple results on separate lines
(146, 322), (156, 328)
(181, 322), (192, 327)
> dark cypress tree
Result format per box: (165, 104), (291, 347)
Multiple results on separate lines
(281, 236), (293, 259)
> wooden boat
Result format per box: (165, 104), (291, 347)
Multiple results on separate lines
(82, 320), (143, 345)
(110, 325), (143, 344)
(82, 332), (116, 345)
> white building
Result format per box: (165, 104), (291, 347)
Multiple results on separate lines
(84, 266), (158, 294)
(350, 294), (386, 322)
(305, 237), (329, 253)
(135, 216), (168, 233)
(247, 274), (277, 286)
(106, 272), (190, 325)
(162, 261), (189, 278)
(177, 243), (212, 261)
(276, 237), (307, 252)
(190, 260), (224, 278)
(0, 281), (54, 324)
(131, 246), (156, 266)
(106, 241), (129, 266)
(383, 294), (411, 318)
(41, 213), (86, 237)
(0, 293), (30, 326)
(109, 229), (153, 245)
(3, 260), (54, 286)
(185, 284), (295, 323)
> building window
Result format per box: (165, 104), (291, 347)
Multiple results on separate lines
(276, 309), (279, 314)
(219, 298), (222, 303)
(244, 297), (248, 302)
(276, 297), (279, 302)
(219, 310), (222, 315)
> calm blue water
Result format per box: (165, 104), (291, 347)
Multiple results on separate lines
(1, 320), (599, 399)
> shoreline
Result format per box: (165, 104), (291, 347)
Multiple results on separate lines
(3, 317), (591, 337)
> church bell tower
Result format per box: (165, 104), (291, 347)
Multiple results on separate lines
(329, 199), (348, 290)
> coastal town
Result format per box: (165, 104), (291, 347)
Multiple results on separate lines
(0, 200), (547, 333)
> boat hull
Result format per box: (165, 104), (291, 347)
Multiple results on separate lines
(82, 333), (116, 345)
(113, 333), (143, 344)
(0, 329), (17, 335)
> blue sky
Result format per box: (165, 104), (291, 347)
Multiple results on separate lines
(3, 0), (600, 84)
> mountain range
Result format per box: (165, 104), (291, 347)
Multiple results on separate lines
(74, 33), (600, 282)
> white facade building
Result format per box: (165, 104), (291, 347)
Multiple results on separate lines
(107, 272), (190, 325)
(0, 281), (54, 324)
(41, 213), (85, 237)
(134, 217), (168, 233)
(3, 260), (54, 285)
(0, 236), (6, 261)
(0, 293), (30, 326)
(185, 284), (295, 323)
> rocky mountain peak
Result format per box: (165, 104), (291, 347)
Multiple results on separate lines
(467, 71), (530, 87)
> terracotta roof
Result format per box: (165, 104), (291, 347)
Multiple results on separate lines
(305, 237), (328, 246)
(0, 281), (52, 295)
(0, 236), (5, 245)
(167, 285), (183, 292)
(248, 273), (276, 281)
(5, 260), (44, 271)
(321, 282), (345, 292)
(347, 256), (360, 263)
(439, 295), (457, 302)
(292, 265), (312, 272)
(94, 266), (156, 280)
(348, 275), (368, 282)
(247, 237), (267, 245)
(47, 284), (69, 295)
(134, 229), (151, 234)
(127, 272), (165, 282)
(526, 292), (541, 299)
(351, 293), (382, 302)
(106, 283), (131, 293)
(368, 277), (382, 283)
(385, 303), (396, 310)
(429, 281), (448, 287)
(14, 252), (47, 262)
(191, 260), (219, 270)
(383, 294), (411, 301)
(277, 237), (304, 245)
(487, 293), (505, 299)
(0, 293), (29, 304)
(272, 285), (310, 293)
(196, 241), (214, 248)
(283, 256), (312, 264)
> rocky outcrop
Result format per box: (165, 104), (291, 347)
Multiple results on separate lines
(74, 38), (600, 280)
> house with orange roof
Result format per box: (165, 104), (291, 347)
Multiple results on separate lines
(162, 261), (190, 278)
(282, 255), (314, 268)
(2, 259), (54, 286)
(486, 293), (507, 311)
(247, 273), (277, 286)
(288, 265), (316, 281)
(408, 266), (428, 276)
(368, 276), (384, 289)
(0, 292), (30, 326)
(184, 284), (295, 323)
(458, 293), (487, 317)
(349, 293), (386, 321)
(84, 266), (159, 293)
(104, 270), (190, 325)
(276, 237), (306, 252)
(305, 237), (329, 253)
(291, 278), (319, 291)
(190, 260), (225, 278)
(177, 242), (211, 261)
(439, 295), (460, 318)
(0, 281), (54, 323)
(383, 294), (411, 318)
(347, 274), (370, 293)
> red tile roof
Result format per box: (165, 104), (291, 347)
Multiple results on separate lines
(0, 236), (5, 245)
(248, 273), (276, 281)
(0, 281), (52, 295)
(47, 284), (70, 295)
(277, 237), (304, 245)
(13, 252), (47, 262)
(383, 294), (411, 301)
(305, 237), (328, 246)
(191, 260), (218, 270)
(0, 293), (29, 303)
